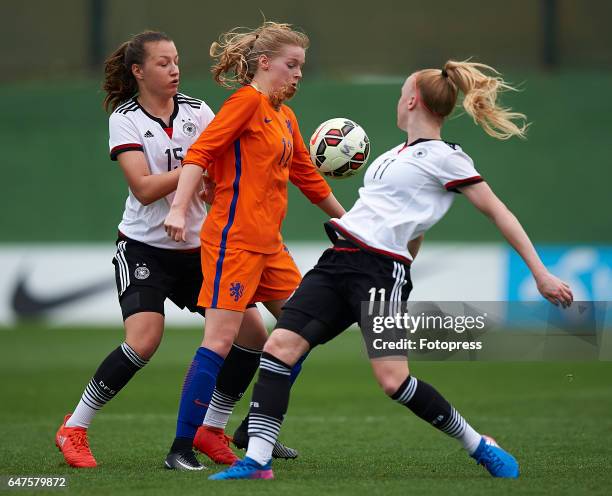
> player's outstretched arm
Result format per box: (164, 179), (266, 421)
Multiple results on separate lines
(460, 181), (573, 307)
(164, 164), (203, 242)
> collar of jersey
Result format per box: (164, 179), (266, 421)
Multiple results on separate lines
(406, 137), (440, 147)
(134, 94), (180, 130)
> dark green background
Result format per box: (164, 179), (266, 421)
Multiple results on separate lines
(1, 72), (610, 243)
(3, 0), (612, 80)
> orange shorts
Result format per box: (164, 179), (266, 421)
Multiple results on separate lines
(198, 242), (302, 312)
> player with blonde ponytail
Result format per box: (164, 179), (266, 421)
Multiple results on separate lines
(210, 60), (573, 480)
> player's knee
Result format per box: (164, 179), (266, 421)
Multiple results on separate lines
(379, 375), (406, 396)
(262, 331), (285, 356)
(235, 316), (268, 350)
(124, 311), (164, 360)
(371, 362), (410, 396)
(128, 337), (160, 361)
(203, 331), (235, 358)
(262, 329), (305, 366)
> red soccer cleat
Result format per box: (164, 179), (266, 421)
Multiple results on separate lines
(55, 414), (97, 468)
(193, 425), (239, 465)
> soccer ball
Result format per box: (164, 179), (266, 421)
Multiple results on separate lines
(309, 118), (370, 178)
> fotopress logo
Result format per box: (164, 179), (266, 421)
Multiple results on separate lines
(360, 301), (611, 361)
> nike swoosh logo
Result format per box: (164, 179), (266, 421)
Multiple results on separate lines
(264, 117), (272, 123)
(194, 399), (209, 408)
(11, 272), (115, 319)
(310, 124), (324, 146)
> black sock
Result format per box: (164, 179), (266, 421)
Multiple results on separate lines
(235, 351), (308, 435)
(216, 344), (261, 398)
(86, 343), (146, 408)
(247, 352), (292, 445)
(204, 344), (261, 429)
(391, 375), (481, 451)
(391, 374), (471, 435)
(392, 375), (453, 426)
(68, 342), (148, 428)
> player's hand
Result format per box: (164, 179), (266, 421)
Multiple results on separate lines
(535, 272), (573, 308)
(164, 208), (187, 242)
(199, 175), (216, 204)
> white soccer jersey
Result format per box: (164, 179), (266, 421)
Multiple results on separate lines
(109, 93), (215, 249)
(330, 139), (483, 263)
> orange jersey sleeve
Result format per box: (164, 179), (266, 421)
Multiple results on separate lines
(184, 87), (261, 170)
(197, 87), (331, 254)
(286, 108), (332, 204)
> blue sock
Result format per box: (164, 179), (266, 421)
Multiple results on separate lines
(289, 352), (308, 385)
(175, 347), (224, 440)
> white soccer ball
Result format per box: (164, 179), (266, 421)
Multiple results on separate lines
(309, 118), (370, 178)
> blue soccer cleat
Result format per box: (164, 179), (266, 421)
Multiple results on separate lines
(208, 456), (274, 480)
(471, 435), (519, 479)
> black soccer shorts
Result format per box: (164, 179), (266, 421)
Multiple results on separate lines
(112, 235), (205, 320)
(277, 239), (413, 347)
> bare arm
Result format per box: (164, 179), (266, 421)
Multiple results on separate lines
(460, 181), (573, 306)
(315, 193), (346, 218)
(117, 151), (182, 206)
(164, 164), (204, 242)
(408, 234), (424, 260)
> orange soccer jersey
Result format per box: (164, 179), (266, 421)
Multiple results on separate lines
(184, 85), (331, 310)
(184, 85), (331, 254)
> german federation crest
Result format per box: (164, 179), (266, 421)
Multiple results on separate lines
(183, 121), (197, 137)
(134, 264), (150, 280)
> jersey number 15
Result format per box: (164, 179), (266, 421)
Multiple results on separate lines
(165, 147), (184, 171)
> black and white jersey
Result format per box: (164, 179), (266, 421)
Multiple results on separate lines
(330, 138), (483, 263)
(109, 93), (215, 249)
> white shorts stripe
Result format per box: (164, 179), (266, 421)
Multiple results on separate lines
(115, 241), (130, 296)
(390, 262), (405, 316)
(390, 262), (400, 316)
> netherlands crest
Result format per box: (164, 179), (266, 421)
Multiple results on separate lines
(229, 281), (245, 302)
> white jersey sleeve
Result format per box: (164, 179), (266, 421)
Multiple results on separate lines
(109, 112), (144, 161)
(436, 149), (483, 192)
(197, 101), (215, 131)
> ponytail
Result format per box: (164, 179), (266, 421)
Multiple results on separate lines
(417, 60), (529, 140)
(102, 30), (172, 112)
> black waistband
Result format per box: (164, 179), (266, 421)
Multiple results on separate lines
(323, 221), (412, 266)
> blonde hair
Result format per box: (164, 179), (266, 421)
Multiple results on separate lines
(210, 21), (309, 88)
(416, 60), (529, 140)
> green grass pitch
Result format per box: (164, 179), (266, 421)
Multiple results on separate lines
(1, 325), (611, 495)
